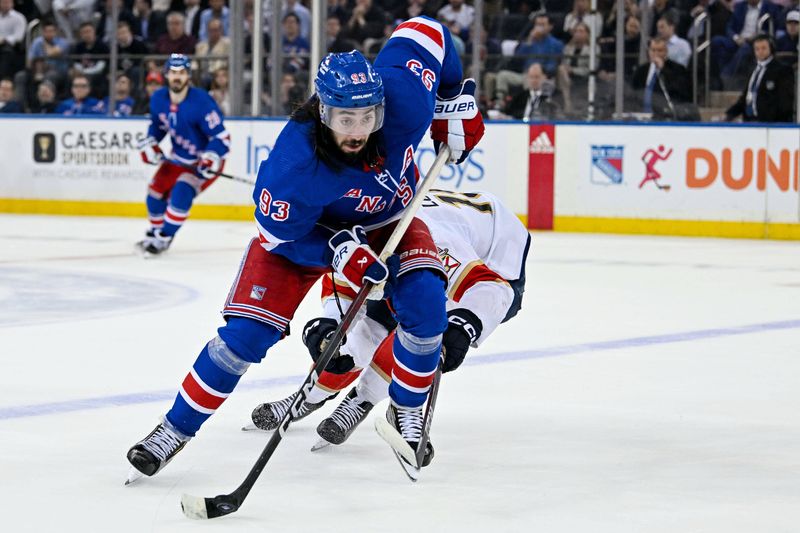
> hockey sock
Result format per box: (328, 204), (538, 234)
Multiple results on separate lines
(388, 327), (441, 408)
(145, 193), (166, 230)
(309, 369), (363, 403)
(165, 336), (250, 437)
(161, 181), (196, 237)
(357, 364), (392, 405)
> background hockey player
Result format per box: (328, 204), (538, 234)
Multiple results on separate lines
(136, 53), (230, 256)
(250, 190), (531, 459)
(126, 18), (484, 481)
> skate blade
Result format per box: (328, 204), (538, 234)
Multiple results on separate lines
(241, 423), (267, 432)
(310, 439), (332, 452)
(391, 449), (420, 482)
(124, 467), (145, 486)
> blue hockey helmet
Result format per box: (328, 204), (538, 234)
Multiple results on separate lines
(164, 53), (191, 73)
(315, 50), (384, 135)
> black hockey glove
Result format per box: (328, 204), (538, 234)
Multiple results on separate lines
(302, 317), (355, 374)
(441, 308), (483, 373)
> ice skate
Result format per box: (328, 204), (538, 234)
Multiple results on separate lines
(126, 419), (190, 483)
(244, 391), (334, 431)
(135, 229), (172, 257)
(375, 402), (434, 480)
(313, 388), (374, 450)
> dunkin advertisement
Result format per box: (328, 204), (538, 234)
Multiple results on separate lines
(555, 124), (800, 225)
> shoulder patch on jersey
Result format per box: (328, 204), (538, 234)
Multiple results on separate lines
(400, 145), (414, 177)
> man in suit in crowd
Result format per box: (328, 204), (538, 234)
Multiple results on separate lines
(631, 37), (692, 120)
(502, 62), (561, 121)
(725, 34), (794, 122)
(711, 0), (783, 79)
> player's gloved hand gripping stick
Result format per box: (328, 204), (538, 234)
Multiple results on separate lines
(138, 137), (256, 186)
(180, 145), (452, 521)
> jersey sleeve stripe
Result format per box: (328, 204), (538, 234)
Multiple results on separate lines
(390, 19), (445, 64)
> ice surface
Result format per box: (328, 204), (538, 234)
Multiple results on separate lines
(1, 215), (798, 532)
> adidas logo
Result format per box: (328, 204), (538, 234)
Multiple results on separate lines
(529, 131), (555, 154)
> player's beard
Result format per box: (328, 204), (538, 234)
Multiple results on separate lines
(169, 79), (189, 94)
(338, 138), (367, 163)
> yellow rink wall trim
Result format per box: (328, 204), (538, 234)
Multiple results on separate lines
(554, 216), (800, 240)
(0, 198), (254, 220)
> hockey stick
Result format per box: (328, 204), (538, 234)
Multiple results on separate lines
(415, 357), (443, 469)
(180, 145), (451, 521)
(147, 158), (256, 186)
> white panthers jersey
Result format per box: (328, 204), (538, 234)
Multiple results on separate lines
(417, 190), (530, 345)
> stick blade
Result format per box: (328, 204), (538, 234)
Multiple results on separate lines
(374, 417), (417, 465)
(181, 493), (241, 520)
(180, 494), (209, 520)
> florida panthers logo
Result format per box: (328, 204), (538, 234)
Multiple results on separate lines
(438, 247), (461, 279)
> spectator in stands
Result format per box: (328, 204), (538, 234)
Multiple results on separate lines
(97, 0), (139, 43)
(184, 0), (203, 38)
(0, 77), (21, 113)
(326, 14), (359, 53)
(564, 0), (603, 38)
(31, 79), (58, 113)
(282, 12), (309, 74)
(117, 20), (149, 74)
(631, 37), (692, 119)
(342, 0), (384, 43)
(516, 13), (564, 77)
(284, 0), (312, 40)
(199, 0), (229, 42)
(100, 73), (135, 116)
(602, 0), (639, 38)
(52, 0), (94, 41)
(279, 71), (305, 114)
(444, 19), (466, 57)
(72, 21), (109, 97)
(711, 0), (783, 79)
(649, 0), (676, 37)
(557, 22), (591, 115)
(724, 34), (794, 122)
(502, 63), (561, 121)
(599, 14), (642, 81)
(437, 0), (475, 39)
(487, 13), (564, 104)
(28, 19), (70, 76)
(394, 0), (435, 23)
(132, 70), (162, 114)
(155, 11), (196, 55)
(688, 0), (732, 41)
(776, 10), (798, 66)
(208, 66), (230, 115)
(657, 12), (691, 67)
(0, 0), (26, 80)
(195, 17), (230, 77)
(133, 0), (167, 45)
(56, 73), (103, 115)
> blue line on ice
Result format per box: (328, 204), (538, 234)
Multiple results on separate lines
(1, 318), (798, 421)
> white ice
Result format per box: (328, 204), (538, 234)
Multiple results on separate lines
(1, 214), (798, 533)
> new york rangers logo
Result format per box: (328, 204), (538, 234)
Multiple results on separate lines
(250, 285), (267, 301)
(590, 145), (624, 185)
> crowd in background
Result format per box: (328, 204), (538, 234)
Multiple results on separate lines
(0, 0), (796, 121)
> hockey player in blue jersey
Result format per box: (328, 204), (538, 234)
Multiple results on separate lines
(135, 53), (231, 256)
(127, 17), (484, 480)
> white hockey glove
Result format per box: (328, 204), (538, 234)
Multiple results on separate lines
(138, 136), (163, 165)
(431, 79), (485, 165)
(196, 151), (222, 179)
(329, 225), (388, 292)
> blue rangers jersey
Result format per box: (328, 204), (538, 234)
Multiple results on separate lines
(147, 87), (230, 164)
(253, 17), (463, 267)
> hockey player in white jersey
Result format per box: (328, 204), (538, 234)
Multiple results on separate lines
(249, 190), (531, 461)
